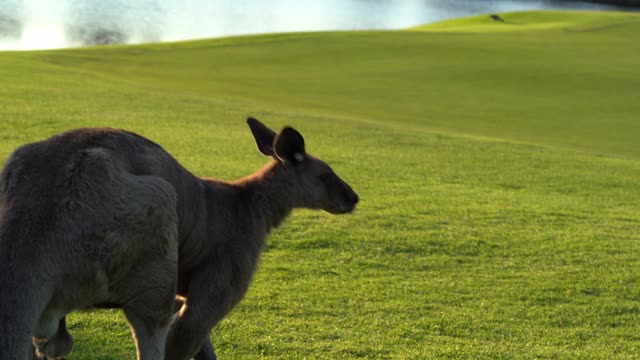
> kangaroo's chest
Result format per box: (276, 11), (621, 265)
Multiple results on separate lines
(178, 229), (266, 310)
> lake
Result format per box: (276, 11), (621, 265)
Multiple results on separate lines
(0, 0), (634, 50)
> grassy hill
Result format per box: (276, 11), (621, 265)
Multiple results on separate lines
(412, 10), (640, 32)
(0, 10), (639, 359)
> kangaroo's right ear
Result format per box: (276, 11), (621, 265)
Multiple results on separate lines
(274, 127), (305, 165)
(247, 117), (276, 156)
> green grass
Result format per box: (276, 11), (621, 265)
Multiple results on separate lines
(411, 10), (640, 32)
(1, 10), (639, 359)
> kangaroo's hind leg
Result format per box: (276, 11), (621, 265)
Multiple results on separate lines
(113, 174), (180, 360)
(118, 233), (179, 360)
(32, 317), (73, 359)
(123, 291), (175, 360)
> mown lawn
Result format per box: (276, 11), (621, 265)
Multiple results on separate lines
(0, 10), (638, 359)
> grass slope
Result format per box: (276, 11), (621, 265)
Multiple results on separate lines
(411, 10), (640, 32)
(0, 10), (638, 359)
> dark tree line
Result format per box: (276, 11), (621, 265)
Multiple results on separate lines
(0, 0), (22, 39)
(0, 0), (164, 45)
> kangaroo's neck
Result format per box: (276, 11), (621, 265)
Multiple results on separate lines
(198, 160), (294, 240)
(232, 159), (294, 232)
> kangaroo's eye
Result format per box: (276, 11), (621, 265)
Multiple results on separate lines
(318, 173), (333, 186)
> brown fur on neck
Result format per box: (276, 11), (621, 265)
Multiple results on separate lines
(217, 159), (294, 232)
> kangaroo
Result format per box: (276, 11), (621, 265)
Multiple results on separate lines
(0, 117), (359, 360)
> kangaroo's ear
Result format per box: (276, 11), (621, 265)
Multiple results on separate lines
(247, 117), (276, 156)
(274, 127), (305, 164)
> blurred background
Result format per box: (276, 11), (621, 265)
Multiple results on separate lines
(0, 0), (632, 50)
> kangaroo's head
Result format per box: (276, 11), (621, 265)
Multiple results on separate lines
(247, 117), (359, 214)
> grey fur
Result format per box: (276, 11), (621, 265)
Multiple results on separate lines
(0, 118), (358, 360)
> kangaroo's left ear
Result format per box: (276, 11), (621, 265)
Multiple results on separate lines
(274, 127), (305, 164)
(247, 117), (276, 156)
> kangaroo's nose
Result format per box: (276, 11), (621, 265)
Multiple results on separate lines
(350, 192), (359, 204)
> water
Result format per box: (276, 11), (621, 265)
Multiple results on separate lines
(0, 0), (633, 50)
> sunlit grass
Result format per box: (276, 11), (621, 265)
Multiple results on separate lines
(411, 10), (640, 32)
(0, 10), (639, 359)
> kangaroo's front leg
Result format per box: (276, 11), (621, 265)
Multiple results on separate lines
(165, 268), (237, 360)
(194, 340), (217, 360)
(173, 298), (217, 360)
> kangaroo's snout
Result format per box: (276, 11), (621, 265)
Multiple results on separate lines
(342, 185), (359, 213)
(342, 181), (359, 209)
(348, 190), (359, 206)
(324, 177), (359, 215)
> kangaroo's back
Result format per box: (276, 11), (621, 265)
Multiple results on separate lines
(1, 127), (202, 243)
(1, 129), (169, 252)
(0, 128), (187, 359)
